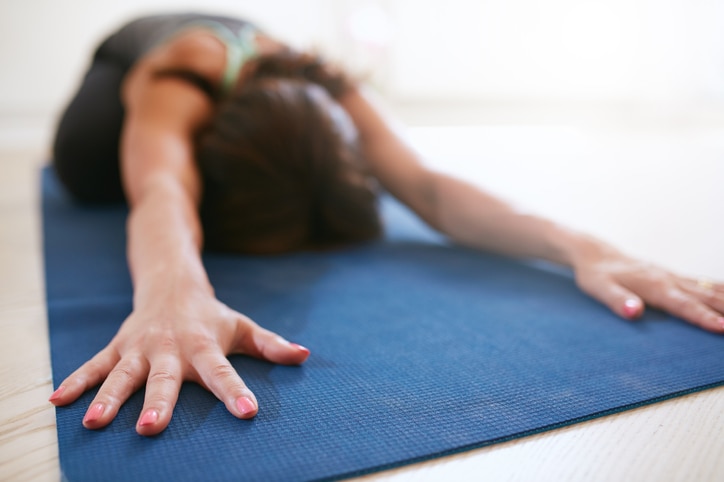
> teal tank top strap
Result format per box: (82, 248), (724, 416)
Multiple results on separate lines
(187, 20), (258, 96)
(212, 23), (258, 96)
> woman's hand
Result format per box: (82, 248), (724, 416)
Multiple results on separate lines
(571, 238), (724, 333)
(48, 293), (310, 436)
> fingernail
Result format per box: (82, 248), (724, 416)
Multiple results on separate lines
(290, 343), (310, 355)
(49, 386), (65, 402)
(718, 317), (724, 329)
(138, 409), (159, 427)
(235, 397), (256, 417)
(623, 299), (640, 318)
(83, 403), (105, 423)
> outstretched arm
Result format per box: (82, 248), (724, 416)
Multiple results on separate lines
(49, 35), (310, 436)
(340, 88), (724, 333)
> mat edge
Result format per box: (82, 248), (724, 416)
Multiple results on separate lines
(325, 381), (724, 482)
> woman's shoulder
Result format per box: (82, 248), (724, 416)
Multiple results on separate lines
(120, 29), (225, 121)
(130, 20), (288, 96)
(140, 28), (228, 84)
(121, 13), (259, 83)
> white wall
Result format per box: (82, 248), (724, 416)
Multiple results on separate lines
(386, 0), (724, 105)
(1, 0), (723, 121)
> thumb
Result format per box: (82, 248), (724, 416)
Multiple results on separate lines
(234, 323), (311, 365)
(579, 276), (645, 320)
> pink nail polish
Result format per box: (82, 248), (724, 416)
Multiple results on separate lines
(83, 403), (105, 423)
(623, 299), (640, 318)
(138, 409), (159, 427)
(290, 343), (310, 355)
(236, 397), (256, 417)
(49, 386), (65, 402)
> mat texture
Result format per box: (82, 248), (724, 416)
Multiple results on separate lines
(43, 167), (724, 482)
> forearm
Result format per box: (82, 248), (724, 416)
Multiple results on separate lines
(340, 88), (610, 266)
(428, 173), (608, 266)
(126, 177), (212, 307)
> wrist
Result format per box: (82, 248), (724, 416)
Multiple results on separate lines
(544, 224), (612, 268)
(133, 261), (214, 307)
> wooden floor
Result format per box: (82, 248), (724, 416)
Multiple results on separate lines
(0, 121), (722, 481)
(0, 145), (60, 481)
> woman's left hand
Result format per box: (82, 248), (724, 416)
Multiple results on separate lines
(571, 239), (724, 333)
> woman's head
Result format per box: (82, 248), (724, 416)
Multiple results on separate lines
(196, 54), (381, 254)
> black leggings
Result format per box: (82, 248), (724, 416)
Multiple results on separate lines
(52, 58), (127, 204)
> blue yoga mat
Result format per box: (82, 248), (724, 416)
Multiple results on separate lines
(43, 167), (724, 481)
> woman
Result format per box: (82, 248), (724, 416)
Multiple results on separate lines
(49, 12), (724, 437)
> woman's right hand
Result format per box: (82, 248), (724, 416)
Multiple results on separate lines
(48, 291), (310, 436)
(50, 30), (315, 436)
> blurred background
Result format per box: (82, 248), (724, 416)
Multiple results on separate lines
(1, 4), (723, 479)
(1, 0), (724, 145)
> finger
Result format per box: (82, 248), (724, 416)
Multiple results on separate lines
(136, 355), (183, 436)
(233, 320), (311, 365)
(192, 349), (258, 419)
(681, 277), (724, 295)
(577, 276), (645, 320)
(646, 286), (724, 334)
(49, 346), (120, 406)
(82, 355), (149, 429)
(678, 279), (724, 314)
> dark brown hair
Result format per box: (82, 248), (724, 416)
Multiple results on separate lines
(196, 51), (382, 254)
